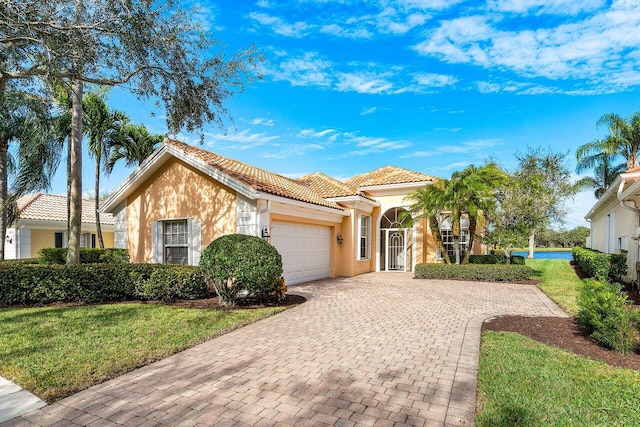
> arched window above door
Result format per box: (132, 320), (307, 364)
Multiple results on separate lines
(380, 207), (412, 229)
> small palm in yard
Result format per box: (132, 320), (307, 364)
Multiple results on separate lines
(405, 162), (508, 264)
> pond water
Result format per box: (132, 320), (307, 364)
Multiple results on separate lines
(512, 251), (573, 260)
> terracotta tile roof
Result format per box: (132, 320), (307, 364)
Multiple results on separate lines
(344, 166), (437, 188)
(165, 139), (344, 211)
(296, 173), (360, 198)
(625, 165), (640, 174)
(16, 194), (114, 225)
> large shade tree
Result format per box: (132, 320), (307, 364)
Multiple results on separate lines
(1, 0), (261, 263)
(406, 162), (508, 264)
(491, 148), (579, 258)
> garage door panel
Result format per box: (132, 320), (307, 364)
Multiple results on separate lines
(271, 222), (330, 285)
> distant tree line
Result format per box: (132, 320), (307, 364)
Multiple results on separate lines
(506, 226), (590, 249)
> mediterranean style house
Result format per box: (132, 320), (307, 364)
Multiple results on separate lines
(585, 166), (640, 283)
(100, 139), (482, 284)
(7, 193), (114, 259)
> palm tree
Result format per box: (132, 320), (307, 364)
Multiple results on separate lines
(406, 182), (451, 264)
(593, 112), (640, 169)
(83, 94), (128, 248)
(406, 162), (508, 264)
(107, 123), (163, 171)
(575, 142), (626, 198)
(0, 87), (62, 260)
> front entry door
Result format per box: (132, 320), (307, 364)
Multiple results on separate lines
(382, 229), (407, 271)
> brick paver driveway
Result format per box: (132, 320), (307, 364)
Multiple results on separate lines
(6, 273), (566, 427)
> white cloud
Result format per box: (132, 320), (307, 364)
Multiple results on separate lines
(320, 24), (373, 39)
(336, 72), (395, 94)
(204, 128), (279, 149)
(263, 143), (326, 159)
(488, 0), (606, 15)
(360, 106), (377, 115)
(413, 3), (640, 92)
(400, 150), (435, 158)
(248, 12), (310, 37)
(414, 73), (457, 87)
(250, 118), (275, 126)
(267, 52), (333, 87)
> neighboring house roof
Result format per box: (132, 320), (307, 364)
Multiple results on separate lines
(345, 165), (437, 189)
(16, 193), (114, 225)
(165, 139), (344, 211)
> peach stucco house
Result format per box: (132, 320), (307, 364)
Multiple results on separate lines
(6, 193), (114, 259)
(100, 139), (481, 284)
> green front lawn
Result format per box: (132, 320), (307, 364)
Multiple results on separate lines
(477, 332), (640, 426)
(0, 303), (284, 402)
(528, 258), (581, 315)
(477, 259), (640, 425)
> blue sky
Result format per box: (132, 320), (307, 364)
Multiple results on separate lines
(49, 0), (640, 229)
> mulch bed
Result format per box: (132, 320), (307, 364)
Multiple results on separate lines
(483, 261), (640, 370)
(168, 294), (307, 310)
(1, 294), (307, 310)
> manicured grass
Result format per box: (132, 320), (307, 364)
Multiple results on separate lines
(0, 303), (284, 402)
(477, 332), (640, 426)
(527, 258), (581, 315)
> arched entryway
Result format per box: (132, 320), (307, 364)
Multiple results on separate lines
(379, 207), (413, 272)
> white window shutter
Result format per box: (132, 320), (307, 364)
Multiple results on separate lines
(189, 218), (202, 266)
(151, 221), (163, 263)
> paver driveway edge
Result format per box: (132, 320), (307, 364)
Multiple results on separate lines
(1, 275), (569, 427)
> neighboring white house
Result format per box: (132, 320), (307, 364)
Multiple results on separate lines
(6, 194), (114, 259)
(585, 166), (640, 283)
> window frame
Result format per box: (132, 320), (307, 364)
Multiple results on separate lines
(358, 214), (371, 260)
(163, 219), (189, 265)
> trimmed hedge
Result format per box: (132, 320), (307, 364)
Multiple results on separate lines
(572, 246), (627, 281)
(577, 279), (639, 354)
(38, 248), (130, 264)
(468, 254), (526, 265)
(0, 263), (207, 305)
(414, 263), (532, 282)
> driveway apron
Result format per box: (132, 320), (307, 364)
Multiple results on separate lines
(4, 273), (566, 426)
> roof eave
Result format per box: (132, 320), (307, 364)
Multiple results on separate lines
(100, 142), (260, 213)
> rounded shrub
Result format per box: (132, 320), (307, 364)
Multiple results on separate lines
(200, 234), (283, 305)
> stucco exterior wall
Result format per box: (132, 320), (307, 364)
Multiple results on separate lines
(126, 157), (237, 263)
(30, 229), (53, 258)
(27, 229), (114, 258)
(589, 200), (638, 282)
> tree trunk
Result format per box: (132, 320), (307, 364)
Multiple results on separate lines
(0, 139), (8, 261)
(528, 230), (536, 259)
(461, 215), (477, 265)
(67, 130), (71, 240)
(67, 79), (83, 264)
(453, 237), (461, 265)
(429, 217), (450, 264)
(95, 152), (104, 248)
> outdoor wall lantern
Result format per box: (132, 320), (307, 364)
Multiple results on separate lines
(336, 233), (343, 245)
(5, 235), (11, 244)
(261, 227), (270, 240)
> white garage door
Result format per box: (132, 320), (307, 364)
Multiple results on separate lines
(271, 222), (331, 285)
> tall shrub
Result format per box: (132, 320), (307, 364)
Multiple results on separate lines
(200, 234), (284, 305)
(577, 279), (639, 354)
